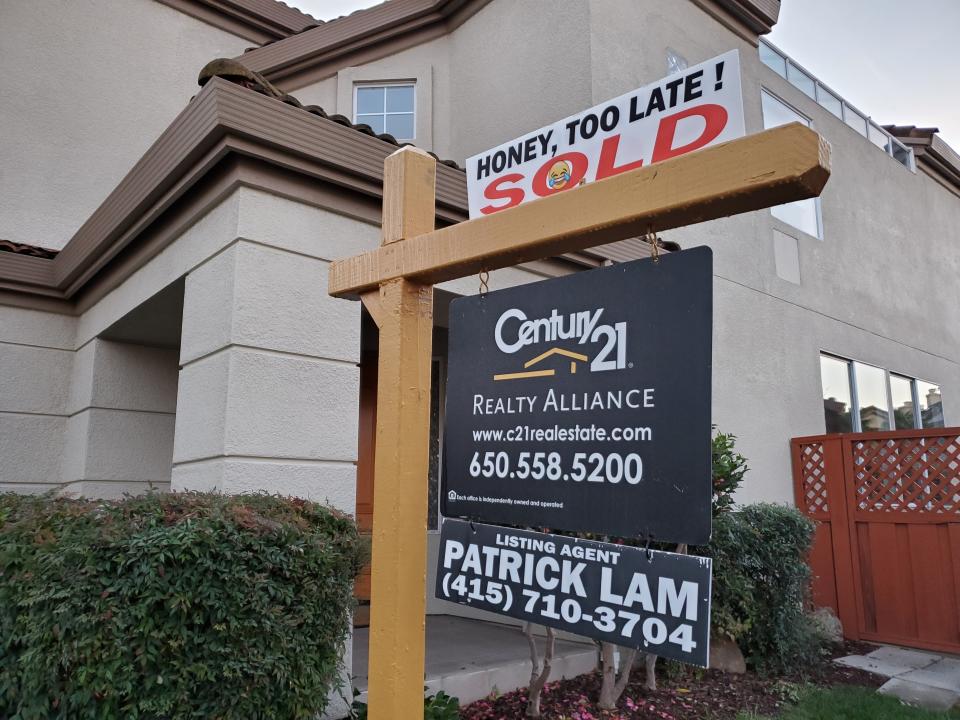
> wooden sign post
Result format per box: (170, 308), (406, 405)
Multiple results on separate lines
(329, 122), (830, 720)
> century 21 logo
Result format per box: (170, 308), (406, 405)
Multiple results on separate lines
(492, 308), (627, 381)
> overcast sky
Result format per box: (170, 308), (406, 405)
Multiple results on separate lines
(289, 0), (960, 148)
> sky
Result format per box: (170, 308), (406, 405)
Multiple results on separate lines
(288, 0), (960, 148)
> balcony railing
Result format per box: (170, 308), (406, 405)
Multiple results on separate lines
(760, 40), (915, 171)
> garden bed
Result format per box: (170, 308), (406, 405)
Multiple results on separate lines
(460, 641), (884, 720)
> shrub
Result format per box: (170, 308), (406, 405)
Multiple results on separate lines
(0, 492), (368, 720)
(711, 428), (748, 515)
(697, 503), (821, 673)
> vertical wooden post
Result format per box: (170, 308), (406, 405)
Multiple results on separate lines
(363, 146), (436, 720)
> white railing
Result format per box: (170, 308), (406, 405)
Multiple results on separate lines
(760, 40), (915, 171)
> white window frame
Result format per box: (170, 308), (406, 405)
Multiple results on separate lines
(761, 89), (824, 240)
(352, 81), (416, 142)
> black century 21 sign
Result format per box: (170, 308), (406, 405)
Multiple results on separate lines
(441, 247), (713, 545)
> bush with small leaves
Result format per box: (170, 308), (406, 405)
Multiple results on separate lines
(0, 492), (367, 720)
(696, 503), (821, 673)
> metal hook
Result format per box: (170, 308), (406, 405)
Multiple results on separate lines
(469, 520), (477, 533)
(646, 225), (661, 264)
(644, 532), (654, 562)
(479, 269), (490, 296)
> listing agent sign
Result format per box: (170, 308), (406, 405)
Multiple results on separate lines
(466, 50), (744, 218)
(441, 247), (713, 544)
(437, 520), (712, 666)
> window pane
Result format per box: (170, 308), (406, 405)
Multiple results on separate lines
(891, 138), (913, 169)
(816, 85), (843, 119)
(355, 113), (385, 134)
(385, 84), (414, 113)
(761, 91), (810, 129)
(787, 61), (816, 99)
(868, 123), (889, 151)
(855, 363), (891, 431)
(844, 106), (867, 135)
(356, 86), (384, 114)
(385, 112), (415, 140)
(759, 43), (786, 77)
(917, 381), (944, 428)
(890, 374), (915, 429)
(821, 355), (853, 433)
(772, 199), (820, 238)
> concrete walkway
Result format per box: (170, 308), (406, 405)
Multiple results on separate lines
(836, 645), (960, 711)
(352, 615), (597, 704)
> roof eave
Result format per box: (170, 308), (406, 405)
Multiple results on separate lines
(156, 0), (319, 44)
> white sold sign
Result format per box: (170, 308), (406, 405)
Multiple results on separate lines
(466, 50), (744, 218)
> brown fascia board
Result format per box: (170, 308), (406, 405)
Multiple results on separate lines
(155, 0), (319, 44)
(713, 0), (780, 34)
(0, 78), (470, 306)
(237, 0), (491, 87)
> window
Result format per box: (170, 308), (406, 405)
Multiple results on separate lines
(843, 105), (868, 136)
(855, 362), (890, 431)
(917, 381), (945, 429)
(761, 91), (822, 238)
(819, 352), (945, 432)
(786, 60), (816, 100)
(354, 83), (415, 140)
(820, 355), (854, 433)
(816, 84), (843, 120)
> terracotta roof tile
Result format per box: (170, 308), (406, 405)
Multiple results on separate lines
(198, 57), (462, 169)
(0, 240), (59, 259)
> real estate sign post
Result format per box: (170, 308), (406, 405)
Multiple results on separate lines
(328, 47), (830, 716)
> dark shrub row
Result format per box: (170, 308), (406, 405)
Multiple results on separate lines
(0, 492), (367, 720)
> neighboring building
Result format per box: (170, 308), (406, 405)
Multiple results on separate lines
(2, 0), (959, 707)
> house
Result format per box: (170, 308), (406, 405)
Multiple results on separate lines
(2, 0), (959, 708)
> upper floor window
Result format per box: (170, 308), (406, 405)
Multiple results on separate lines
(354, 83), (415, 141)
(761, 90), (822, 239)
(819, 352), (944, 433)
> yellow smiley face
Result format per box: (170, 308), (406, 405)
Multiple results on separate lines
(547, 160), (572, 190)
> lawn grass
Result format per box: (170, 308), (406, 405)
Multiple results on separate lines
(738, 686), (960, 720)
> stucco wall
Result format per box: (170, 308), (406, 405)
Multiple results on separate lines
(0, 0), (250, 249)
(0, 306), (76, 494)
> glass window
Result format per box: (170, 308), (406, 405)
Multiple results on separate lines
(759, 42), (786, 77)
(787, 61), (816, 99)
(821, 355), (854, 433)
(868, 123), (889, 151)
(354, 82), (415, 140)
(762, 91), (821, 238)
(917, 381), (945, 428)
(854, 362), (891, 431)
(891, 137), (914, 169)
(844, 106), (868, 136)
(761, 90), (808, 130)
(816, 84), (843, 119)
(890, 374), (915, 429)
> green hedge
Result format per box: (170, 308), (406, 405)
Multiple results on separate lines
(0, 492), (368, 720)
(698, 503), (821, 672)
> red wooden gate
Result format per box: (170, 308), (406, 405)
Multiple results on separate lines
(791, 428), (960, 654)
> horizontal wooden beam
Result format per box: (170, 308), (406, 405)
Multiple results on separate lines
(328, 122), (831, 297)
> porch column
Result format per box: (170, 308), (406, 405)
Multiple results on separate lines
(63, 338), (178, 497)
(171, 238), (361, 515)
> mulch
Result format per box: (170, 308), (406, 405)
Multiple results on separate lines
(459, 641), (883, 720)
